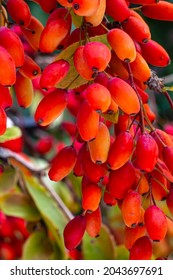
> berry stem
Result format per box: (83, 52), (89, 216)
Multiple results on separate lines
(163, 90), (173, 110)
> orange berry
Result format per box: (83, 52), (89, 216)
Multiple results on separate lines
(85, 207), (102, 237)
(107, 28), (136, 63)
(0, 46), (16, 86)
(106, 0), (130, 22)
(14, 72), (34, 108)
(82, 183), (102, 211)
(72, 0), (99, 17)
(141, 1), (173, 21)
(7, 0), (31, 27)
(19, 54), (41, 79)
(107, 77), (140, 115)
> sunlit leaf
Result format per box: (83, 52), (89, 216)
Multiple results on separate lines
(0, 166), (17, 195)
(0, 126), (21, 143)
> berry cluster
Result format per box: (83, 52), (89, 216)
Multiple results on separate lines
(0, 0), (173, 260)
(0, 211), (29, 260)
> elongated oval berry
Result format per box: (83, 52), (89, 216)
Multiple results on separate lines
(34, 89), (68, 126)
(81, 149), (106, 183)
(151, 129), (173, 158)
(85, 207), (102, 237)
(140, 40), (170, 67)
(135, 133), (158, 172)
(85, 0), (106, 27)
(85, 83), (111, 113)
(82, 183), (102, 211)
(88, 122), (110, 164)
(0, 107), (7, 135)
(21, 16), (44, 51)
(125, 225), (146, 250)
(14, 72), (33, 108)
(72, 0), (99, 17)
(106, 0), (130, 22)
(83, 42), (111, 72)
(129, 236), (152, 260)
(144, 205), (167, 241)
(77, 100), (99, 141)
(0, 46), (16, 86)
(39, 8), (71, 53)
(141, 1), (173, 21)
(162, 146), (173, 173)
(127, 52), (151, 82)
(107, 77), (140, 115)
(122, 16), (151, 43)
(74, 46), (94, 80)
(49, 146), (77, 182)
(63, 215), (86, 250)
(108, 161), (136, 200)
(7, 0), (31, 26)
(19, 54), (41, 79)
(0, 85), (12, 110)
(107, 131), (134, 170)
(121, 191), (141, 228)
(107, 29), (136, 63)
(0, 27), (24, 68)
(39, 60), (70, 90)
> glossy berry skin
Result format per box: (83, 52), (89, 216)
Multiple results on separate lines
(72, 0), (99, 17)
(88, 122), (110, 164)
(135, 133), (158, 172)
(125, 225), (146, 250)
(63, 215), (86, 250)
(7, 0), (31, 27)
(127, 52), (151, 82)
(0, 27), (24, 68)
(57, 0), (73, 8)
(108, 161), (136, 200)
(129, 236), (152, 260)
(74, 46), (94, 80)
(49, 146), (77, 182)
(106, 0), (130, 23)
(141, 2), (173, 21)
(83, 42), (111, 72)
(38, 0), (57, 13)
(107, 77), (140, 115)
(39, 60), (70, 90)
(34, 89), (68, 126)
(85, 207), (101, 237)
(39, 8), (71, 53)
(121, 191), (141, 228)
(122, 16), (151, 43)
(82, 183), (102, 212)
(107, 131), (134, 170)
(85, 0), (106, 27)
(85, 83), (111, 113)
(0, 85), (13, 110)
(107, 28), (136, 63)
(76, 100), (99, 141)
(144, 205), (168, 241)
(162, 146), (173, 173)
(14, 72), (34, 108)
(0, 46), (16, 86)
(140, 40), (170, 67)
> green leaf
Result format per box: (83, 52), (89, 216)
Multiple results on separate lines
(0, 166), (17, 195)
(71, 9), (83, 28)
(102, 110), (119, 124)
(0, 126), (22, 143)
(55, 34), (110, 89)
(0, 193), (41, 221)
(22, 231), (56, 260)
(24, 175), (70, 256)
(116, 245), (129, 260)
(82, 224), (116, 260)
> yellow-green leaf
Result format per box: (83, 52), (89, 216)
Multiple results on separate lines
(0, 166), (17, 195)
(0, 126), (22, 143)
(0, 193), (41, 221)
